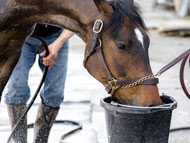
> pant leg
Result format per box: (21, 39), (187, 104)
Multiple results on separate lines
(38, 32), (69, 108)
(5, 37), (40, 105)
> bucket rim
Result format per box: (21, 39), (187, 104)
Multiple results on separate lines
(100, 94), (177, 114)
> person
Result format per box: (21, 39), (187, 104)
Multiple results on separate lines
(5, 23), (74, 143)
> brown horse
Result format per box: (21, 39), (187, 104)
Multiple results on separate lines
(0, 0), (162, 106)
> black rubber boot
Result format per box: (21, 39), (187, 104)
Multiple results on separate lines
(33, 103), (59, 143)
(7, 104), (27, 143)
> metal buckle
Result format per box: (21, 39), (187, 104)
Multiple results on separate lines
(108, 78), (118, 95)
(93, 20), (104, 34)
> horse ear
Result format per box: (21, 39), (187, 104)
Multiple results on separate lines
(94, 0), (113, 15)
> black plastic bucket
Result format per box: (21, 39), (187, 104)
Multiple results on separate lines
(100, 95), (177, 143)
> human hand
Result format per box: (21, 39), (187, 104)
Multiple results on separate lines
(40, 29), (74, 69)
(40, 41), (61, 68)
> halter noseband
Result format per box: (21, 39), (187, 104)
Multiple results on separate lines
(84, 14), (159, 95)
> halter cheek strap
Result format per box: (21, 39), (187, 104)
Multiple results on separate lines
(83, 14), (104, 68)
(84, 14), (159, 96)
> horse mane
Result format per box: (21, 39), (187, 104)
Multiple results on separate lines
(108, 0), (147, 38)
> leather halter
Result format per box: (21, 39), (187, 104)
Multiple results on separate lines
(84, 14), (159, 95)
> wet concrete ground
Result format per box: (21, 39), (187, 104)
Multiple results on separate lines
(0, 0), (190, 142)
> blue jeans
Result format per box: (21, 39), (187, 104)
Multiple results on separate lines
(5, 31), (69, 108)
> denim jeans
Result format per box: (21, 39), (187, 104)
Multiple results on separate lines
(5, 31), (69, 108)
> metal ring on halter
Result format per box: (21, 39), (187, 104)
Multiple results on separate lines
(97, 39), (102, 48)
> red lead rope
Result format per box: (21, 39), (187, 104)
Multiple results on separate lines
(180, 55), (190, 99)
(156, 48), (190, 98)
(156, 49), (190, 76)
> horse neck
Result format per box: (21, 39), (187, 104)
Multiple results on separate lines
(5, 0), (99, 41)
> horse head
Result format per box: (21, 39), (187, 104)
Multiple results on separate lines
(0, 0), (162, 106)
(84, 0), (162, 106)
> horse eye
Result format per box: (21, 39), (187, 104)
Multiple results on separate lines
(117, 44), (130, 51)
(117, 44), (125, 49)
